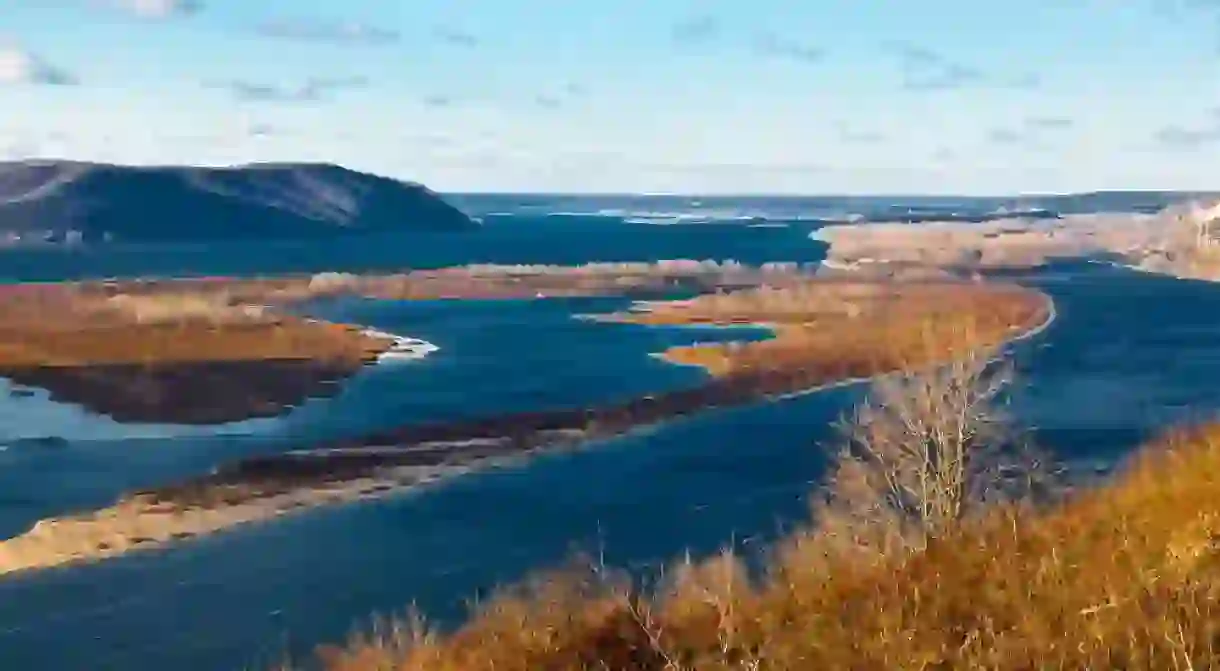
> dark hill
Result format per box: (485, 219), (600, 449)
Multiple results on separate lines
(0, 160), (476, 245)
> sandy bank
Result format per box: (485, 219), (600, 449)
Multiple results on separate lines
(0, 432), (585, 576)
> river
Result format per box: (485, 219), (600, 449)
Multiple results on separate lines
(0, 228), (1218, 669)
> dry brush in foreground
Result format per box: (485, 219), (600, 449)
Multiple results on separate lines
(293, 332), (1220, 670)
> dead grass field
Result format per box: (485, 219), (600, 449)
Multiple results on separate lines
(0, 284), (389, 367)
(612, 280), (1050, 378)
(0, 318), (389, 367)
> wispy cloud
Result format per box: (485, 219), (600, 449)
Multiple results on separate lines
(1148, 105), (1220, 149)
(671, 15), (719, 43)
(893, 43), (983, 90)
(932, 147), (956, 162)
(889, 42), (1036, 92)
(648, 161), (827, 176)
(984, 116), (1075, 150)
(835, 122), (885, 144)
(434, 27), (478, 47)
(1155, 0), (1220, 18)
(0, 46), (77, 86)
(1025, 116), (1075, 130)
(754, 33), (824, 63)
(529, 82), (586, 110)
(210, 76), (368, 103)
(99, 0), (202, 19)
(422, 95), (454, 108)
(247, 123), (276, 138)
(256, 18), (399, 45)
(1153, 123), (1220, 149)
(987, 128), (1027, 145)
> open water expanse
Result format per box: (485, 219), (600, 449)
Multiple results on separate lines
(1, 197), (1219, 669)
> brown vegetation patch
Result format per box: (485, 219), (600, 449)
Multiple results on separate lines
(611, 280), (1050, 378)
(0, 282), (393, 423)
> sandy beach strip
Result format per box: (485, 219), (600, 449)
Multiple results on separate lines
(0, 432), (585, 577)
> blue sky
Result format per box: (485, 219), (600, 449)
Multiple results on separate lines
(1, 0), (1219, 194)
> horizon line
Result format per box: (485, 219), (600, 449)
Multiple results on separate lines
(2, 157), (1216, 201)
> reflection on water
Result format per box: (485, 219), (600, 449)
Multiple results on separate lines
(0, 379), (282, 443)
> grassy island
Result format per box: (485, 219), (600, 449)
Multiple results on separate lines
(0, 283), (396, 423)
(607, 280), (1049, 378)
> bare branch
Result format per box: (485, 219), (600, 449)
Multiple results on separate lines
(815, 326), (1056, 554)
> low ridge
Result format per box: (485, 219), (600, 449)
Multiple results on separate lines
(0, 160), (476, 245)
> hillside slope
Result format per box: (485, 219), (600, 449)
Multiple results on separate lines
(0, 160), (475, 244)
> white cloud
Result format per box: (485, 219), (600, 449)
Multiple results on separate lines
(0, 46), (76, 86)
(102, 0), (201, 19)
(256, 18), (399, 45)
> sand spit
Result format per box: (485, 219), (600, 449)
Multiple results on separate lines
(0, 432), (584, 576)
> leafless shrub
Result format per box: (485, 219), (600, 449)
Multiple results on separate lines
(815, 330), (1058, 555)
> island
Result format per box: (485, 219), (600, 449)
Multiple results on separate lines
(601, 279), (1049, 378)
(0, 276), (1053, 575)
(0, 281), (404, 424)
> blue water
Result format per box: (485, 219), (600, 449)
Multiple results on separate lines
(1, 198), (1219, 669)
(0, 217), (825, 282)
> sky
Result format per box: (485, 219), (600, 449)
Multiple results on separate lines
(1, 0), (1219, 195)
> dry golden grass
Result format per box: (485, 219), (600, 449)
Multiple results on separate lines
(0, 319), (389, 367)
(301, 423), (1220, 671)
(0, 285), (390, 367)
(615, 281), (1050, 377)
